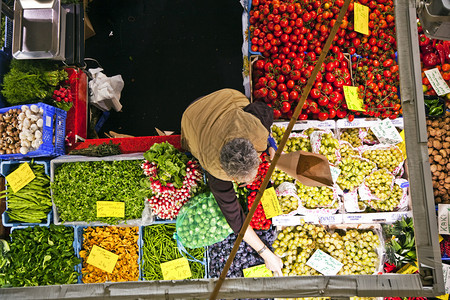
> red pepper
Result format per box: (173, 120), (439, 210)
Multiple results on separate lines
(443, 41), (450, 63)
(422, 52), (439, 68)
(418, 34), (430, 47)
(420, 43), (435, 55)
(435, 42), (446, 65)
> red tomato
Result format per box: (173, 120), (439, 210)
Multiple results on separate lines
(318, 112), (329, 121)
(281, 101), (291, 113)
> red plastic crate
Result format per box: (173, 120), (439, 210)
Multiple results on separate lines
(70, 135), (182, 154)
(65, 68), (88, 147)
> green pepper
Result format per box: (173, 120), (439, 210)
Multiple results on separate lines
(424, 99), (439, 106)
(429, 106), (443, 116)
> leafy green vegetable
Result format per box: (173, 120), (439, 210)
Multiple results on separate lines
(2, 225), (80, 287)
(51, 159), (146, 223)
(384, 217), (417, 267)
(1, 59), (68, 105)
(143, 142), (188, 188)
(69, 141), (122, 157)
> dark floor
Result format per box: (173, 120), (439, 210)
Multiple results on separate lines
(85, 0), (245, 137)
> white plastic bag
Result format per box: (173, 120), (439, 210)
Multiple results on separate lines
(88, 67), (124, 112)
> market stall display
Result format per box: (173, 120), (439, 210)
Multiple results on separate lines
(78, 226), (139, 283)
(141, 223), (205, 281)
(0, 225), (79, 287)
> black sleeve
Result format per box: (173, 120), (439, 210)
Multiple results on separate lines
(205, 171), (245, 234)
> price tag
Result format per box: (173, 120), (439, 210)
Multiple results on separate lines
(260, 187), (283, 219)
(243, 264), (273, 278)
(306, 249), (343, 275)
(424, 68), (450, 96)
(96, 201), (125, 218)
(396, 130), (407, 159)
(440, 234), (444, 243)
(354, 3), (369, 35)
(329, 165), (341, 183)
(438, 204), (450, 234)
(343, 86), (365, 111)
(437, 295), (449, 300)
(86, 245), (119, 273)
(272, 215), (301, 226)
(370, 118), (403, 145)
(396, 263), (418, 274)
(160, 257), (192, 280)
(5, 162), (36, 193)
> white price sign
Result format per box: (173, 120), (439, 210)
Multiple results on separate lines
(306, 249), (343, 275)
(371, 119), (402, 145)
(424, 68), (450, 96)
(329, 166), (341, 183)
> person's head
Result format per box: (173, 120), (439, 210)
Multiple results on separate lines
(219, 138), (260, 184)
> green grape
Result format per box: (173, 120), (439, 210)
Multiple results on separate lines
(279, 195), (299, 214)
(273, 223), (380, 276)
(285, 135), (311, 153)
(364, 184), (402, 211)
(339, 142), (360, 159)
(337, 157), (376, 191)
(365, 169), (394, 201)
(271, 125), (286, 145)
(362, 147), (404, 173)
(318, 132), (340, 164)
(271, 168), (295, 189)
(340, 128), (362, 147)
(361, 128), (378, 143)
(296, 182), (337, 209)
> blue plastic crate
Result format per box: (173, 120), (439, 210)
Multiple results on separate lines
(1, 160), (52, 227)
(0, 103), (66, 159)
(10, 225), (80, 283)
(76, 225), (142, 283)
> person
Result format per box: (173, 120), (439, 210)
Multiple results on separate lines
(181, 88), (283, 276)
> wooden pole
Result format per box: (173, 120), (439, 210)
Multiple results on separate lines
(209, 0), (351, 298)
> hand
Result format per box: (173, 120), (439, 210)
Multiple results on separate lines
(268, 147), (276, 162)
(261, 249), (283, 276)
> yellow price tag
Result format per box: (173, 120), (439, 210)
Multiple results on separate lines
(437, 295), (449, 300)
(5, 162), (36, 193)
(160, 257), (192, 280)
(354, 3), (369, 35)
(86, 245), (119, 273)
(243, 264), (273, 278)
(397, 130), (407, 159)
(440, 234), (444, 243)
(343, 86), (365, 112)
(96, 201), (125, 218)
(396, 263), (418, 274)
(260, 187), (282, 219)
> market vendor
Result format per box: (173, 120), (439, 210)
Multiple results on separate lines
(181, 88), (283, 276)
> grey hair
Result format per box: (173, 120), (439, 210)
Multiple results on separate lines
(220, 138), (260, 183)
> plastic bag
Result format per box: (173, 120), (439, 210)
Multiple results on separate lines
(175, 192), (233, 249)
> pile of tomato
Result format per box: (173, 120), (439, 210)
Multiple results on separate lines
(249, 0), (400, 120)
(246, 154), (272, 230)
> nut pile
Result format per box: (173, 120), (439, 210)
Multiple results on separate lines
(427, 111), (450, 203)
(0, 108), (21, 154)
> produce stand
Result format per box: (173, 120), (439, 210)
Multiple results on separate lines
(0, 0), (449, 298)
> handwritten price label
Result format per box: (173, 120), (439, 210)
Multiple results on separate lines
(397, 130), (407, 159)
(354, 3), (369, 35)
(343, 86), (364, 112)
(396, 263), (418, 274)
(86, 245), (119, 273)
(160, 257), (192, 280)
(424, 68), (450, 96)
(370, 118), (403, 145)
(329, 165), (341, 183)
(96, 201), (125, 218)
(260, 187), (283, 219)
(243, 264), (273, 278)
(5, 162), (36, 193)
(306, 249), (343, 275)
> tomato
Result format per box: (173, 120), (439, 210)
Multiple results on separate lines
(289, 90), (299, 100)
(273, 109), (282, 119)
(318, 96), (329, 106)
(336, 109), (347, 118)
(310, 88), (321, 99)
(318, 112), (329, 121)
(280, 91), (289, 101)
(281, 64), (291, 75)
(267, 79), (277, 89)
(277, 83), (287, 92)
(268, 90), (278, 100)
(348, 114), (355, 122)
(325, 72), (336, 83)
(286, 80), (295, 89)
(299, 113), (308, 120)
(328, 108), (337, 119)
(281, 101), (291, 113)
(329, 91), (342, 103)
(276, 75), (285, 83)
(258, 87), (268, 98)
(290, 70), (301, 81)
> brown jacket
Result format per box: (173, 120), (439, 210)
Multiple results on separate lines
(181, 89), (269, 181)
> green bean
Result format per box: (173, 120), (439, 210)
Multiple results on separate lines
(142, 224), (205, 280)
